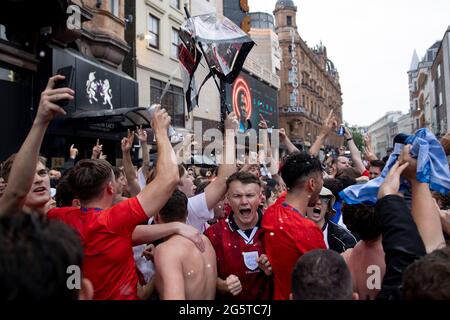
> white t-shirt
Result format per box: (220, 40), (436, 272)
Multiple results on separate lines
(187, 192), (214, 233)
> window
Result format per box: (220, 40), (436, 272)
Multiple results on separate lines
(287, 16), (292, 26)
(148, 14), (160, 49)
(171, 28), (180, 59)
(437, 64), (441, 79)
(150, 78), (185, 127)
(110, 0), (119, 17)
(0, 24), (6, 40)
(439, 92), (443, 106)
(171, 0), (180, 9)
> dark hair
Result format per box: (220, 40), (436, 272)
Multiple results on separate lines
(403, 246), (450, 300)
(323, 177), (356, 200)
(369, 160), (385, 170)
(291, 249), (353, 300)
(68, 159), (113, 202)
(159, 190), (188, 223)
(0, 212), (83, 300)
(195, 180), (211, 195)
(226, 171), (261, 191)
(341, 203), (381, 241)
(194, 177), (209, 189)
(281, 152), (323, 190)
(55, 170), (76, 207)
(340, 167), (361, 179)
(1, 154), (47, 182)
(199, 167), (210, 177)
(112, 166), (124, 180)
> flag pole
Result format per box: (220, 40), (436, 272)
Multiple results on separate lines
(183, 4), (230, 130)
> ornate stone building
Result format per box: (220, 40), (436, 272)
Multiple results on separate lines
(274, 0), (343, 149)
(0, 0), (136, 163)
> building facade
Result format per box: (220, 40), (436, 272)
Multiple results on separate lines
(431, 26), (450, 137)
(367, 111), (403, 158)
(0, 0), (136, 164)
(274, 0), (343, 150)
(408, 42), (440, 133)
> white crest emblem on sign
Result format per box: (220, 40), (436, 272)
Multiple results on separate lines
(86, 72), (114, 109)
(242, 251), (259, 271)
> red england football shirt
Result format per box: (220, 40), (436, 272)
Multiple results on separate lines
(48, 197), (148, 300)
(205, 212), (273, 300)
(262, 194), (326, 300)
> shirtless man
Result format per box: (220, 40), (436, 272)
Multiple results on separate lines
(154, 190), (217, 300)
(341, 203), (385, 300)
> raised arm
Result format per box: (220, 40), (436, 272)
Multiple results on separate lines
(135, 126), (151, 177)
(344, 127), (366, 174)
(91, 139), (102, 159)
(136, 105), (179, 217)
(279, 128), (300, 155)
(363, 133), (378, 161)
(376, 160), (426, 300)
(62, 144), (78, 175)
(399, 145), (446, 253)
(121, 129), (141, 197)
(203, 112), (238, 210)
(0, 75), (72, 215)
(310, 110), (337, 157)
(132, 222), (204, 251)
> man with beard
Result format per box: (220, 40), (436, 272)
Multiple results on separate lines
(262, 152), (326, 300)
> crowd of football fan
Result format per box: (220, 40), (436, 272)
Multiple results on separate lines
(1, 75), (449, 300)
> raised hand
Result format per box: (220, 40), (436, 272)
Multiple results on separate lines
(35, 75), (73, 124)
(377, 160), (409, 199)
(151, 104), (171, 136)
(69, 144), (78, 159)
(135, 125), (148, 143)
(258, 113), (268, 130)
(320, 110), (338, 137)
(397, 145), (417, 182)
(279, 128), (287, 142)
(344, 126), (353, 140)
(92, 139), (102, 159)
(121, 129), (135, 153)
(364, 133), (372, 146)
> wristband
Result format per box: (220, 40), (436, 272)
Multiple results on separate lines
(346, 138), (353, 142)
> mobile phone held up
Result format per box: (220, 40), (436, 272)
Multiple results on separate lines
(338, 125), (345, 136)
(54, 66), (74, 107)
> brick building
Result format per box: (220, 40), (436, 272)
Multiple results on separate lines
(274, 0), (343, 149)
